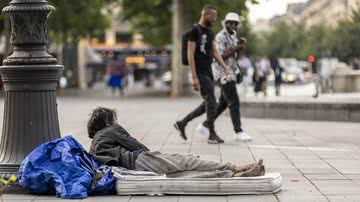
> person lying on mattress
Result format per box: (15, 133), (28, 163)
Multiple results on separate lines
(88, 107), (265, 178)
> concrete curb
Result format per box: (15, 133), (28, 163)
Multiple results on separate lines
(240, 100), (360, 122)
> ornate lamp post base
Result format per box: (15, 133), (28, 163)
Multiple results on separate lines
(0, 65), (62, 177)
(0, 0), (63, 178)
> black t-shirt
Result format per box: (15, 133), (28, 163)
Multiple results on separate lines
(188, 24), (215, 78)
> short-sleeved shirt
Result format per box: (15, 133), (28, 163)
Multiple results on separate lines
(212, 29), (239, 82)
(255, 59), (271, 78)
(188, 24), (215, 78)
(109, 60), (126, 76)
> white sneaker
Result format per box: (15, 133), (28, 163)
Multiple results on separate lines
(234, 132), (252, 141)
(196, 123), (210, 138)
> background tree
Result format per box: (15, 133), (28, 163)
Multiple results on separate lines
(297, 23), (334, 60)
(331, 7), (360, 63)
(0, 1), (8, 33)
(253, 6), (360, 64)
(48, 0), (116, 44)
(122, 0), (257, 46)
(261, 22), (306, 59)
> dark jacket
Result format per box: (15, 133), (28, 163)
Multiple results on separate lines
(89, 125), (149, 169)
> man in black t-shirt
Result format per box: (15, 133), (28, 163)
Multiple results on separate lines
(188, 22), (215, 79)
(174, 5), (231, 144)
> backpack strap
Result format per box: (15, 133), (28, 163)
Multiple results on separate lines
(194, 24), (203, 42)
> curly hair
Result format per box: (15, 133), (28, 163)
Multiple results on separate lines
(87, 107), (117, 139)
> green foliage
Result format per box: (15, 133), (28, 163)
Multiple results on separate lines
(262, 22), (310, 59)
(0, 0), (116, 44)
(253, 6), (360, 63)
(48, 0), (116, 44)
(238, 17), (258, 56)
(122, 0), (172, 46)
(0, 175), (17, 194)
(122, 0), (257, 46)
(331, 7), (360, 62)
(0, 0), (10, 33)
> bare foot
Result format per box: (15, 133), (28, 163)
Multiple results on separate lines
(234, 165), (265, 177)
(233, 159), (263, 173)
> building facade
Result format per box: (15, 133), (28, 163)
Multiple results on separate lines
(269, 0), (360, 28)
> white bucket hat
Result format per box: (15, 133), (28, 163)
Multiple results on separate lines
(222, 12), (240, 27)
(224, 12), (240, 22)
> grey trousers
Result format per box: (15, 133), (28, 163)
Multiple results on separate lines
(135, 151), (234, 178)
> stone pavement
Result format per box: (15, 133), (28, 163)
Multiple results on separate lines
(56, 84), (360, 122)
(1, 96), (360, 201)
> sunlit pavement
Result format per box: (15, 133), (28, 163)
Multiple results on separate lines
(0, 95), (359, 201)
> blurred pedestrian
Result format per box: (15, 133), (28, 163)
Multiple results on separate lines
(312, 60), (320, 98)
(107, 53), (127, 96)
(270, 57), (283, 96)
(237, 50), (253, 96)
(254, 56), (271, 96)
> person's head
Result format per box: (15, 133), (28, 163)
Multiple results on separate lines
(223, 12), (240, 34)
(87, 107), (118, 139)
(270, 56), (280, 67)
(113, 52), (120, 61)
(201, 4), (218, 27)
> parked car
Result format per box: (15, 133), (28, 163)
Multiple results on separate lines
(279, 58), (304, 83)
(282, 66), (304, 83)
(298, 60), (312, 81)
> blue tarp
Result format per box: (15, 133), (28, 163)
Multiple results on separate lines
(18, 136), (115, 199)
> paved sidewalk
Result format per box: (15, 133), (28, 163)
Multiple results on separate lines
(1, 96), (360, 201)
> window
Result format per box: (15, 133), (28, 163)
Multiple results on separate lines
(116, 32), (132, 43)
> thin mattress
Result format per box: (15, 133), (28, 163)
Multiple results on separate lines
(114, 169), (282, 196)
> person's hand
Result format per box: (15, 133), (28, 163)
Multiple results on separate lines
(220, 75), (232, 84)
(224, 65), (231, 76)
(192, 77), (200, 91)
(239, 37), (247, 45)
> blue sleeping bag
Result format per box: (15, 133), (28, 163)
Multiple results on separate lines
(18, 136), (115, 199)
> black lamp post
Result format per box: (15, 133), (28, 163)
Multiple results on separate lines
(0, 0), (63, 177)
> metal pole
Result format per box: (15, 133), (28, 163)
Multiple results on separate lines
(0, 0), (63, 177)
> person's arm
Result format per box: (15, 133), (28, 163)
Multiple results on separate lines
(267, 61), (272, 76)
(222, 46), (242, 61)
(94, 144), (141, 169)
(117, 126), (150, 151)
(90, 135), (145, 169)
(222, 37), (247, 60)
(212, 42), (230, 74)
(254, 64), (259, 81)
(188, 40), (200, 91)
(237, 37), (247, 55)
(106, 62), (111, 75)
